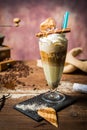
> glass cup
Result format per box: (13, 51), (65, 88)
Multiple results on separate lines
(39, 33), (67, 103)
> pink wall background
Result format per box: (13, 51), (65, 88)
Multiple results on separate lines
(0, 0), (87, 60)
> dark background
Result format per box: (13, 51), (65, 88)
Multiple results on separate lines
(0, 0), (87, 60)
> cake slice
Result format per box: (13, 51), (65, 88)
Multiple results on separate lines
(38, 107), (58, 127)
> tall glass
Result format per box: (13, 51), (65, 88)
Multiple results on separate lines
(39, 33), (67, 103)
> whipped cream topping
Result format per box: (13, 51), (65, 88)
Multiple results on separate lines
(39, 33), (67, 53)
(40, 33), (67, 43)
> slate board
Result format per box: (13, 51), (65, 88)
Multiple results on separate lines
(14, 92), (76, 122)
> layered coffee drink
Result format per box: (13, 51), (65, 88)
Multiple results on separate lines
(39, 33), (67, 89)
(36, 17), (70, 103)
(36, 17), (69, 90)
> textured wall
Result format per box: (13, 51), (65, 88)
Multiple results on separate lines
(0, 0), (87, 60)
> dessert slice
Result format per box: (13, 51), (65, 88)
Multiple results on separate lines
(38, 107), (58, 127)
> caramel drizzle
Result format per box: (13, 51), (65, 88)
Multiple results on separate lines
(36, 28), (71, 37)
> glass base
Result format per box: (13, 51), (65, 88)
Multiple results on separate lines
(42, 91), (66, 103)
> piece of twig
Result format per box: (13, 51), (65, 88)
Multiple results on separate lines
(0, 93), (11, 111)
(0, 95), (6, 111)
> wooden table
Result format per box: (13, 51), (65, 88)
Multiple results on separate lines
(0, 61), (87, 130)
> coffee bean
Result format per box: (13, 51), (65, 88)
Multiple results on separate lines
(0, 61), (33, 89)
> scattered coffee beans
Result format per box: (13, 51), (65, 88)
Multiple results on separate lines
(0, 61), (32, 89)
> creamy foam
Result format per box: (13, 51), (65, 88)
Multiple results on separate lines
(39, 33), (67, 53)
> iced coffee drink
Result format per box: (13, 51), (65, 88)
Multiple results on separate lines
(36, 17), (70, 103)
(39, 33), (67, 89)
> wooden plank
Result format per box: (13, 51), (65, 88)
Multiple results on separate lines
(0, 61), (87, 130)
(0, 97), (87, 130)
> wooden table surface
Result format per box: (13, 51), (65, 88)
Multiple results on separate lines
(0, 61), (87, 130)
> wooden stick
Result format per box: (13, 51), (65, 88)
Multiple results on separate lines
(36, 28), (71, 37)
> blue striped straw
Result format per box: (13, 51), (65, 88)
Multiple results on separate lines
(62, 11), (70, 29)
